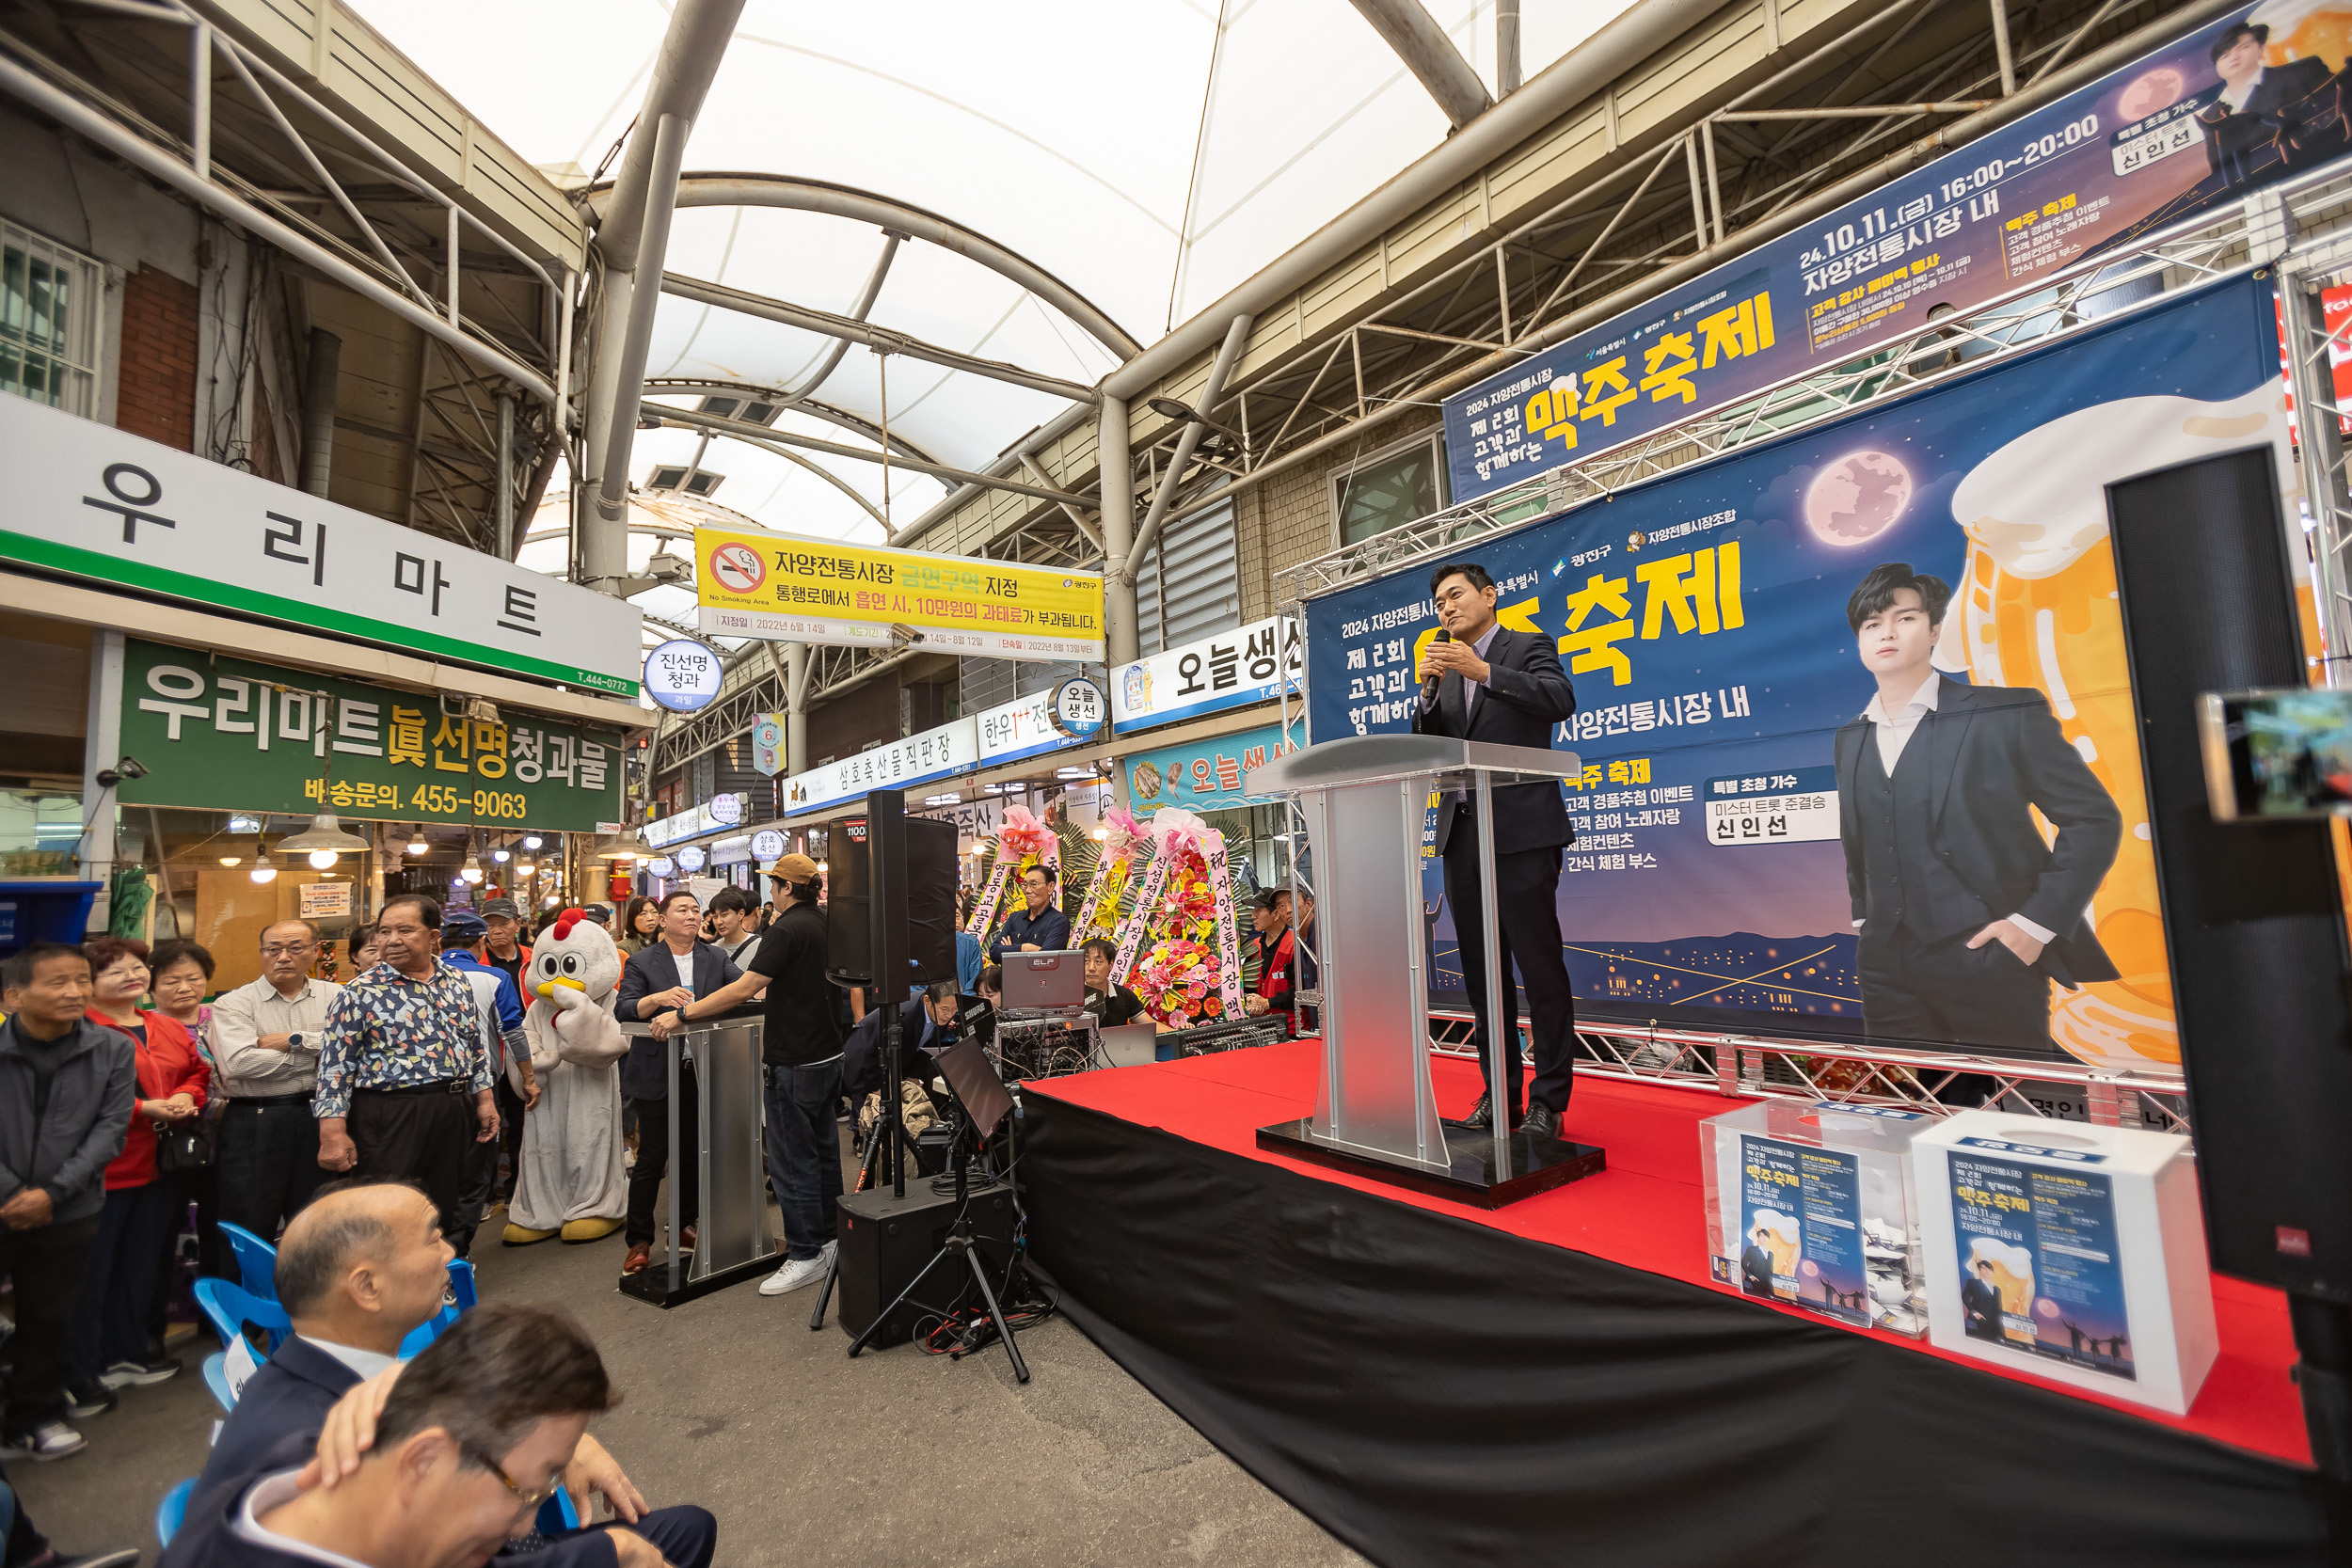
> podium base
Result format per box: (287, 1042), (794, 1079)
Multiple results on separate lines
(1254, 1117), (1605, 1209)
(616, 1245), (782, 1308)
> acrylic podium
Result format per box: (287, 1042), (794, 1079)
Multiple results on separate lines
(1249, 734), (1606, 1208)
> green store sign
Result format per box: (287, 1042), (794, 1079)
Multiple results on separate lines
(119, 641), (626, 834)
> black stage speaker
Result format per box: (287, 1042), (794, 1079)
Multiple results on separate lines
(824, 791), (958, 989)
(2108, 448), (2352, 1300)
(834, 1180), (1018, 1348)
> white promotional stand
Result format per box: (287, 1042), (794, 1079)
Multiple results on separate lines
(1914, 1109), (2217, 1414)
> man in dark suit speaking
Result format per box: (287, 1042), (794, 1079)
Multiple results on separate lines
(1412, 561), (1580, 1139)
(1835, 564), (2122, 1057)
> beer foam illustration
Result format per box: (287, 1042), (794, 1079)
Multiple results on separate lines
(1968, 1237), (2038, 1316)
(1936, 382), (2298, 1072)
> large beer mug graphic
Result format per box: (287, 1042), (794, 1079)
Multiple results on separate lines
(2254, 0), (2352, 71)
(1943, 383), (2302, 1071)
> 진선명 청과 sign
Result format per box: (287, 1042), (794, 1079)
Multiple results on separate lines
(695, 526), (1104, 659)
(0, 397), (642, 695)
(118, 641), (627, 833)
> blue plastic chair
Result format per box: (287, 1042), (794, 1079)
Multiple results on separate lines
(395, 1259), (479, 1358)
(201, 1351), (234, 1413)
(194, 1276), (291, 1357)
(157, 1477), (196, 1545)
(534, 1487), (581, 1536)
(216, 1222), (278, 1301)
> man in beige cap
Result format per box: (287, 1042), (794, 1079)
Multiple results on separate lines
(650, 854), (844, 1295)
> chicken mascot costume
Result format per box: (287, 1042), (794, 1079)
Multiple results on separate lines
(502, 908), (630, 1244)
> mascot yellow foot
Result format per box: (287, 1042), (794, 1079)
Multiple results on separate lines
(501, 1223), (559, 1246)
(560, 1215), (625, 1243)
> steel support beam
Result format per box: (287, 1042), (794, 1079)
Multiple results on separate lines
(1100, 395), (1137, 666)
(1121, 314), (1250, 588)
(589, 174), (1142, 361)
(659, 271), (1094, 401)
(1348, 0), (1496, 129)
(654, 404), (1089, 506)
(588, 111), (689, 576)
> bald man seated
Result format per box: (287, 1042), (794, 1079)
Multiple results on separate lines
(166, 1302), (711, 1568)
(199, 1180), (713, 1568)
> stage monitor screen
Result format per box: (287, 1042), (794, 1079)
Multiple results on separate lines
(2199, 689), (2352, 821)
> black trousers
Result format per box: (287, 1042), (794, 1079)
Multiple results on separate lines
(1858, 922), (2055, 1055)
(215, 1100), (325, 1242)
(74, 1182), (174, 1384)
(348, 1088), (475, 1238)
(495, 1078), (528, 1198)
(0, 1215), (97, 1432)
(1443, 826), (1577, 1116)
(625, 1066), (698, 1247)
(537, 1504), (718, 1568)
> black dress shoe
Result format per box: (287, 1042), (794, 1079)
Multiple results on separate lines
(1461, 1094), (1526, 1130)
(1523, 1102), (1562, 1141)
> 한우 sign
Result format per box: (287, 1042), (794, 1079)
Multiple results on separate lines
(0, 397), (642, 694)
(118, 641), (627, 833)
(695, 526), (1104, 660)
(1443, 0), (2352, 504)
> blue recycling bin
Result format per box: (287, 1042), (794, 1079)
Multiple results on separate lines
(0, 881), (103, 957)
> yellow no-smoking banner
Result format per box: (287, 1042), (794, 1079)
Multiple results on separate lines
(694, 527), (1104, 660)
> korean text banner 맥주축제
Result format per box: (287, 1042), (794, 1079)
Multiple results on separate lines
(1443, 0), (2352, 503)
(1306, 274), (2300, 1074)
(695, 526), (1104, 660)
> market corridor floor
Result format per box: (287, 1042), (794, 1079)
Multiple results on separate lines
(12, 1148), (1363, 1568)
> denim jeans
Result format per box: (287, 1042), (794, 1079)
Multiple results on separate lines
(763, 1059), (843, 1261)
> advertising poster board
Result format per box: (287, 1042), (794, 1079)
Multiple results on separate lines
(694, 526), (1104, 659)
(1948, 1143), (2136, 1379)
(1305, 276), (2298, 1072)
(1443, 0), (2352, 504)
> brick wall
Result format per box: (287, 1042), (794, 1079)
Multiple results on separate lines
(116, 263), (198, 451)
(1235, 414), (1443, 614)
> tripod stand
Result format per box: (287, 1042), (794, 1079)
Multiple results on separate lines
(809, 998), (920, 1332)
(845, 1110), (1029, 1382)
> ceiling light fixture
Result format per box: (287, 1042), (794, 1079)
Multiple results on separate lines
(248, 846), (278, 884)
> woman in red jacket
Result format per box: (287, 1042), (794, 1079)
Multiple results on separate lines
(70, 936), (208, 1416)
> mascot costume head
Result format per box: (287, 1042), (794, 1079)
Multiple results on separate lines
(503, 907), (630, 1245)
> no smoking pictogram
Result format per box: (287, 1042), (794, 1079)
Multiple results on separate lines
(709, 543), (765, 593)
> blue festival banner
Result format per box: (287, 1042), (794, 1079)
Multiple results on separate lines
(1307, 273), (2296, 1074)
(1445, 0), (2347, 502)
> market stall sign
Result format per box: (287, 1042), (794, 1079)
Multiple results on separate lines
(694, 525), (1104, 660)
(643, 639), (724, 712)
(675, 846), (707, 872)
(752, 715), (786, 776)
(751, 829), (787, 861)
(118, 641), (626, 833)
(642, 795), (743, 847)
(1051, 676), (1106, 739)
(977, 689), (1072, 767)
(0, 397), (642, 695)
(784, 716), (979, 816)
(1125, 717), (1305, 815)
(647, 857), (675, 877)
(1113, 615), (1300, 734)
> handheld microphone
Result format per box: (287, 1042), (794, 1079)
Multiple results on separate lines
(1422, 628), (1452, 698)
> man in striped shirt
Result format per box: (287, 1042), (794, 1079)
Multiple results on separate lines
(312, 895), (497, 1237)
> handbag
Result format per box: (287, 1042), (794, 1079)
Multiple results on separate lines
(154, 1119), (212, 1174)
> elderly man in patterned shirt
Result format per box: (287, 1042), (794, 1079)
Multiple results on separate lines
(311, 895), (498, 1236)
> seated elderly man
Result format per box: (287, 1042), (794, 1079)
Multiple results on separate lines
(165, 1301), (712, 1568)
(199, 1181), (710, 1568)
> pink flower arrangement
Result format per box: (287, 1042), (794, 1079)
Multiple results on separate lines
(1132, 937), (1226, 1025)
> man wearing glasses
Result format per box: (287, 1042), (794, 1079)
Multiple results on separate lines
(163, 1300), (716, 1568)
(207, 921), (342, 1243)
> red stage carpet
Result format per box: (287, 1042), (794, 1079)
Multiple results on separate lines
(1031, 1037), (2308, 1465)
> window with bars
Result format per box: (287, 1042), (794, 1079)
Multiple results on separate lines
(1, 223), (101, 417)
(1330, 431), (1446, 548)
(1136, 492), (1240, 656)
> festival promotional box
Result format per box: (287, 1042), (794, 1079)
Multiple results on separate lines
(1702, 1100), (1932, 1338)
(1913, 1110), (2217, 1415)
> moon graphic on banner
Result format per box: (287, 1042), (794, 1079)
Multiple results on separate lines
(2116, 67), (2185, 122)
(1804, 451), (1913, 546)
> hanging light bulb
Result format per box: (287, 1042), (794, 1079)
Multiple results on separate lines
(516, 861), (535, 877)
(217, 852), (243, 867)
(249, 846), (278, 884)
(407, 829), (429, 855)
(523, 835), (543, 850)
(492, 848), (511, 863)
(307, 848), (340, 871)
(461, 851), (485, 884)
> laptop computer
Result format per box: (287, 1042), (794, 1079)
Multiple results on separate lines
(999, 950), (1086, 1017)
(1096, 1021), (1159, 1069)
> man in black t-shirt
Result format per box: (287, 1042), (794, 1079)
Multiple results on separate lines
(1079, 939), (1146, 1027)
(652, 855), (843, 1299)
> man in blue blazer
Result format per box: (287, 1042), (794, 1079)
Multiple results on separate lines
(612, 893), (744, 1276)
(194, 1181), (710, 1568)
(1412, 561), (1581, 1139)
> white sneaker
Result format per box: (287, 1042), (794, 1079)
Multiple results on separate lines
(0, 1420), (87, 1461)
(758, 1242), (834, 1297)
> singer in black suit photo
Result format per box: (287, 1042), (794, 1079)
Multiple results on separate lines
(2197, 21), (2349, 190)
(1412, 561), (1580, 1140)
(1833, 563), (2122, 1059)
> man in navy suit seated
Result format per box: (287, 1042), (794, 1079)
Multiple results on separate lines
(166, 1300), (710, 1568)
(196, 1180), (712, 1568)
